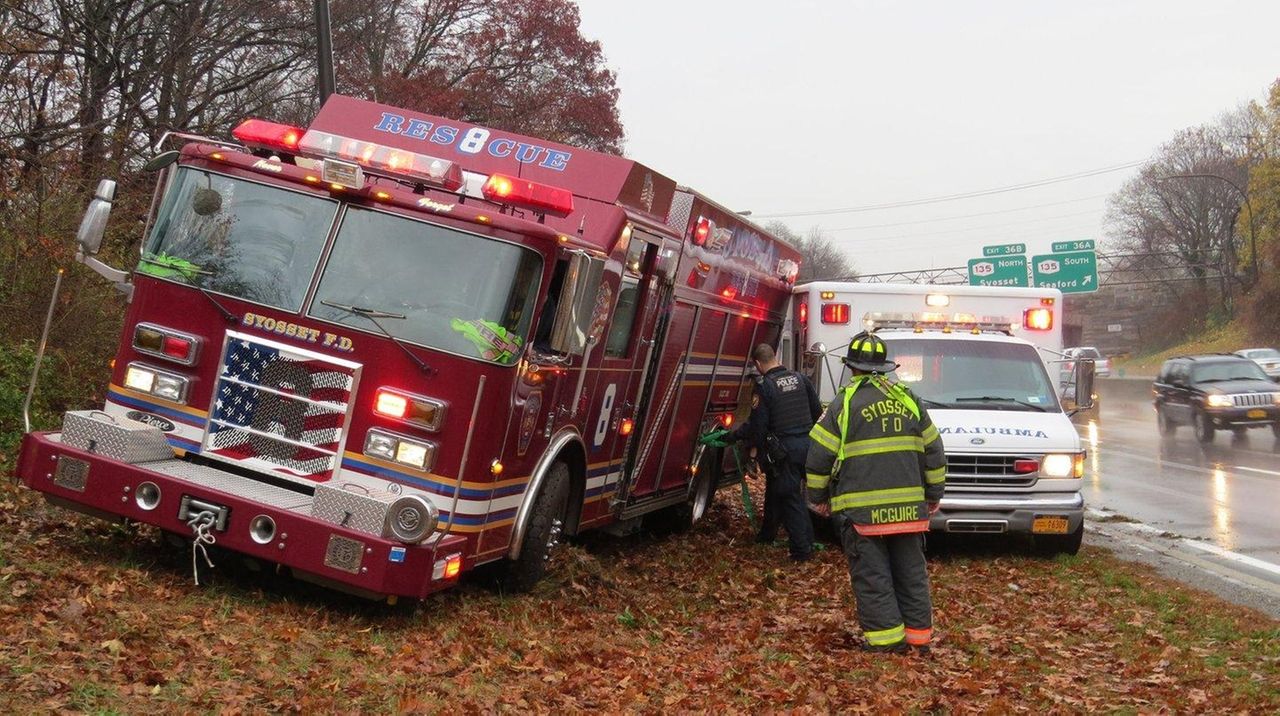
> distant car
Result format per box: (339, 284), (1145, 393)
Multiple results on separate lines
(1233, 348), (1280, 381)
(1064, 346), (1110, 377)
(1153, 355), (1280, 443)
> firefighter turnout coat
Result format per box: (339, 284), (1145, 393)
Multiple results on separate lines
(805, 375), (946, 534)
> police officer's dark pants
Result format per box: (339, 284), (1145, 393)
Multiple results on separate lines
(774, 460), (814, 560)
(836, 515), (932, 647)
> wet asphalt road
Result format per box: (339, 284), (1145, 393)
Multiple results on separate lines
(1080, 378), (1280, 605)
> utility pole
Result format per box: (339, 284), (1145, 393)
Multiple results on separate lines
(315, 0), (336, 103)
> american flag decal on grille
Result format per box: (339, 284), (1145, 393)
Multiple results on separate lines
(203, 332), (360, 481)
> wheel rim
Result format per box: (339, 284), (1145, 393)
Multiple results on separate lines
(690, 474), (711, 523)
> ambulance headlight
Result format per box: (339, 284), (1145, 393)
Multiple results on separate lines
(1041, 453), (1083, 478)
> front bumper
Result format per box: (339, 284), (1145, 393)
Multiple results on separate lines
(1204, 405), (1280, 427)
(16, 431), (468, 599)
(930, 491), (1084, 534)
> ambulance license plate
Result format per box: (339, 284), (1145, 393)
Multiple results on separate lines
(1032, 516), (1070, 534)
(1247, 409), (1265, 419)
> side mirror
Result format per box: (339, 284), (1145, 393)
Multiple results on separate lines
(75, 179), (117, 256)
(548, 252), (606, 356)
(142, 150), (180, 172)
(1073, 359), (1096, 412)
(805, 341), (826, 394)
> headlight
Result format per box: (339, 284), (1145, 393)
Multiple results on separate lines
(1273, 393), (1280, 406)
(123, 362), (189, 403)
(1041, 453), (1083, 478)
(363, 429), (437, 472)
(1205, 394), (1233, 408)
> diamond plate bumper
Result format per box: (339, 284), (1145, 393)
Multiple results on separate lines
(15, 431), (467, 599)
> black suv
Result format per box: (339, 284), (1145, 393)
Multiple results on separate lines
(1154, 355), (1280, 443)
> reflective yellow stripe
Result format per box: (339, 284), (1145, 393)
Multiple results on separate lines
(865, 624), (905, 646)
(921, 424), (939, 443)
(809, 424), (840, 453)
(831, 486), (925, 511)
(806, 472), (830, 489)
(840, 435), (924, 458)
(925, 466), (946, 484)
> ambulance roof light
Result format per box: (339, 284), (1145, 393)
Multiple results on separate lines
(863, 311), (1015, 334)
(232, 119), (304, 153)
(481, 173), (574, 218)
(297, 129), (464, 190)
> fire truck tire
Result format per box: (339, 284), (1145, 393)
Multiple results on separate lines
(1034, 523), (1083, 557)
(650, 452), (717, 533)
(499, 462), (571, 592)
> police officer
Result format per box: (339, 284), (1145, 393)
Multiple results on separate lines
(805, 331), (946, 652)
(729, 343), (822, 562)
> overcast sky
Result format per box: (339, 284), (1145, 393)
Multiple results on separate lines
(574, 0), (1280, 275)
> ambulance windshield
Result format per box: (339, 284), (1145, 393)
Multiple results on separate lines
(140, 168), (339, 311)
(309, 206), (542, 365)
(882, 338), (1060, 411)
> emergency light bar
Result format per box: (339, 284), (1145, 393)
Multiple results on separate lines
(232, 119), (303, 152)
(481, 173), (575, 218)
(864, 311), (1017, 334)
(297, 130), (464, 191)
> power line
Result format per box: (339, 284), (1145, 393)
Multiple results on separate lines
(756, 161), (1141, 218)
(825, 194), (1109, 232)
(832, 212), (1103, 245)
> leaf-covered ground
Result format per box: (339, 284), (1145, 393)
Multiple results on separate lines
(1, 475), (1277, 713)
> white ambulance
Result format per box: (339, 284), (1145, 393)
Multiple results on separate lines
(783, 282), (1094, 554)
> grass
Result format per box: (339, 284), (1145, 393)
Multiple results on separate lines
(1112, 318), (1253, 375)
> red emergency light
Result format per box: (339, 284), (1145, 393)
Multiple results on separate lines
(1023, 307), (1053, 331)
(1013, 459), (1039, 474)
(798, 301), (808, 324)
(232, 119), (304, 153)
(821, 303), (850, 324)
(692, 217), (712, 246)
(482, 173), (575, 218)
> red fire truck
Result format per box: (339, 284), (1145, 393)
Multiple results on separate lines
(16, 95), (800, 600)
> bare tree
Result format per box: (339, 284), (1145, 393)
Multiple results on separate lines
(1104, 123), (1250, 320)
(767, 222), (856, 282)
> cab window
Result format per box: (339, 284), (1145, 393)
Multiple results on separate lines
(605, 240), (652, 358)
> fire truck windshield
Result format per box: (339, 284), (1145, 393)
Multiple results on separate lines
(140, 168), (339, 312)
(308, 206), (542, 365)
(882, 338), (1061, 412)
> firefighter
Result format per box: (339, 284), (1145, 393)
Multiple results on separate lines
(806, 331), (946, 653)
(727, 343), (822, 562)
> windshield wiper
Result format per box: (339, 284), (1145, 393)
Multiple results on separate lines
(919, 397), (952, 409)
(319, 300), (433, 375)
(138, 255), (237, 324)
(953, 396), (1047, 412)
(319, 299), (406, 320)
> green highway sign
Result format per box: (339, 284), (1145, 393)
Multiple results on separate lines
(1031, 251), (1098, 293)
(1051, 239), (1096, 253)
(968, 255), (1029, 287)
(982, 243), (1026, 257)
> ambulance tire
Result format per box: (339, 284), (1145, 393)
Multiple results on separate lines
(1035, 523), (1084, 557)
(499, 462), (570, 593)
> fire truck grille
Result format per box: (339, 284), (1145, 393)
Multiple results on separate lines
(202, 332), (359, 481)
(945, 454), (1037, 487)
